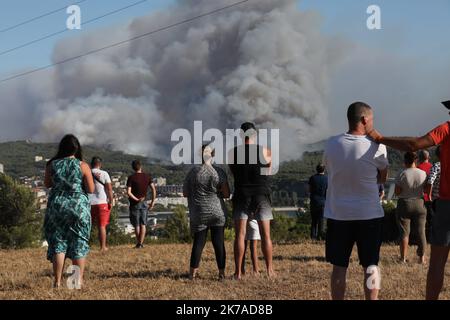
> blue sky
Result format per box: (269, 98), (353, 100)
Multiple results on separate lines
(300, 0), (450, 64)
(1, 0), (449, 76)
(0, 0), (176, 74)
(297, 0), (450, 135)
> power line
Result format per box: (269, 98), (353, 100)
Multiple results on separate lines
(0, 0), (148, 57)
(0, 0), (89, 33)
(0, 0), (250, 84)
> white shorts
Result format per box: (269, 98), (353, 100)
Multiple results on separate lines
(246, 219), (261, 241)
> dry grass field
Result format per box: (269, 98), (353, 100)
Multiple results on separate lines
(0, 241), (449, 300)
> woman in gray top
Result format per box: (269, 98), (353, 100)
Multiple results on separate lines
(395, 151), (428, 264)
(183, 145), (230, 280)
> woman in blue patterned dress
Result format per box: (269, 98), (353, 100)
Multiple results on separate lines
(44, 134), (94, 288)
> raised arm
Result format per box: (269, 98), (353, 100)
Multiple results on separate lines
(368, 130), (435, 152)
(261, 146), (273, 176)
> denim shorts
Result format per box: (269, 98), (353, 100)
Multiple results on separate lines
(129, 202), (148, 227)
(232, 194), (273, 221)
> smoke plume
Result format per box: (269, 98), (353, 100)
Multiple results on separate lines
(0, 0), (342, 160)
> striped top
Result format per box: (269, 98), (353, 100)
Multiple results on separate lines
(428, 162), (441, 200)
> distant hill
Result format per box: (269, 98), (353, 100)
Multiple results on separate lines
(0, 140), (434, 188)
(0, 141), (189, 184)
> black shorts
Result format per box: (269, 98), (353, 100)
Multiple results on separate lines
(430, 200), (450, 246)
(325, 218), (383, 268)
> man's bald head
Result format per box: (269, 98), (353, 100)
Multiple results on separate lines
(347, 102), (373, 132)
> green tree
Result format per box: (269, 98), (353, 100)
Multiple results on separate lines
(108, 207), (134, 245)
(163, 205), (191, 243)
(271, 212), (310, 244)
(0, 174), (42, 249)
(152, 203), (167, 212)
(271, 213), (296, 243)
(224, 200), (233, 229)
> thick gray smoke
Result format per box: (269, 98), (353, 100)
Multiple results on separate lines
(0, 0), (341, 160)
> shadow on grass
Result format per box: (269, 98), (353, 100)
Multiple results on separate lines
(272, 255), (326, 263)
(95, 268), (189, 280)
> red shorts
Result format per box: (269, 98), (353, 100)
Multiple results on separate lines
(91, 204), (111, 227)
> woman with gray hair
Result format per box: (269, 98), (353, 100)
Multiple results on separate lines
(183, 145), (231, 280)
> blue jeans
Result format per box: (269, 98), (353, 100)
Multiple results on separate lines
(129, 202), (148, 227)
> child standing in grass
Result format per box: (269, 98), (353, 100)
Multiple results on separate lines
(242, 219), (261, 275)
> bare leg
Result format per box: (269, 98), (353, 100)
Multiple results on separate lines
(72, 258), (86, 288)
(363, 267), (380, 300)
(234, 219), (247, 280)
(250, 240), (260, 273)
(419, 255), (427, 264)
(400, 237), (409, 262)
(241, 240), (248, 275)
(134, 226), (140, 246)
(99, 226), (108, 251)
(426, 245), (450, 300)
(52, 253), (66, 288)
(258, 220), (274, 277)
(331, 266), (347, 300)
(139, 225), (146, 245)
(417, 213), (427, 264)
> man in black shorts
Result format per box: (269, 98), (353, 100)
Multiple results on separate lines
(229, 122), (274, 279)
(323, 102), (389, 300)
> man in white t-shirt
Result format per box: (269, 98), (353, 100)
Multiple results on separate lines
(90, 157), (114, 252)
(323, 102), (389, 300)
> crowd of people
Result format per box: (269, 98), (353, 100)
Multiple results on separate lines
(43, 121), (276, 288)
(42, 101), (449, 300)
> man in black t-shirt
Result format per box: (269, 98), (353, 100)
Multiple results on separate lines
(229, 122), (275, 280)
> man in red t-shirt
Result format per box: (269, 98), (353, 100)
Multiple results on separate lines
(126, 160), (157, 249)
(368, 100), (450, 300)
(418, 151), (432, 175)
